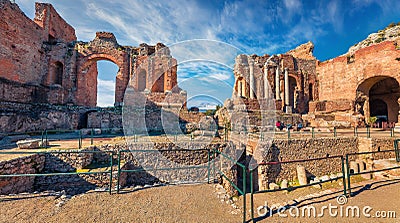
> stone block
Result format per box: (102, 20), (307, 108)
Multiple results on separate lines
(280, 179), (288, 189)
(296, 165), (307, 185)
(16, 139), (41, 149)
(268, 183), (279, 190)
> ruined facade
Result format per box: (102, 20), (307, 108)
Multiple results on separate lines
(312, 34), (400, 127)
(0, 1), (185, 133)
(232, 42), (318, 114)
(232, 26), (400, 128)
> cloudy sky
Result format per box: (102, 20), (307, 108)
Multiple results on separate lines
(17, 0), (400, 107)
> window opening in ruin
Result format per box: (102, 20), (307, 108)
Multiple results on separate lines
(54, 62), (63, 85)
(97, 60), (118, 107)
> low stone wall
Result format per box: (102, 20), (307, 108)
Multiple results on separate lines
(256, 137), (359, 188)
(42, 149), (93, 173)
(95, 142), (228, 186)
(0, 154), (45, 194)
(370, 138), (396, 160)
(0, 101), (92, 133)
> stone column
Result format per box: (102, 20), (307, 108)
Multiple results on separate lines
(249, 58), (255, 99)
(238, 79), (242, 97)
(263, 66), (270, 99)
(275, 67), (280, 100)
(284, 68), (289, 107)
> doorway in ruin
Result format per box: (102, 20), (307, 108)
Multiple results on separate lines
(357, 76), (400, 123)
(96, 60), (119, 107)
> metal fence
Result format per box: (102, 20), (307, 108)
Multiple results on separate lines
(212, 149), (247, 223)
(1, 142), (399, 223)
(116, 149), (212, 193)
(249, 155), (347, 221)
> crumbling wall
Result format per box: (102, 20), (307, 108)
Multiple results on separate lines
(0, 154), (45, 194)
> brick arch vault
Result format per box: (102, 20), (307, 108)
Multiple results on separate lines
(356, 76), (400, 123)
(75, 33), (131, 107)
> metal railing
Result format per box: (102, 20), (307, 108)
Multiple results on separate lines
(345, 149), (400, 197)
(212, 149), (247, 223)
(249, 155), (346, 221)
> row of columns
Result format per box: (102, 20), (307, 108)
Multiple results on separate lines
(241, 58), (292, 113)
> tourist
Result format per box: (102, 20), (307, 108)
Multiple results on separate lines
(297, 122), (303, 131)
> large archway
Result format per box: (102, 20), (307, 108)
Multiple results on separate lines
(356, 76), (400, 123)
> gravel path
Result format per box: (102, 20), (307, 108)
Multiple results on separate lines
(0, 184), (240, 223)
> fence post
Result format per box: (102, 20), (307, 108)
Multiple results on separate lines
(213, 149), (217, 183)
(250, 169), (254, 221)
(345, 154), (352, 197)
(91, 128), (94, 145)
(117, 151), (121, 194)
(354, 127), (358, 137)
(367, 127), (370, 138)
(287, 129), (290, 139)
(109, 153), (113, 195)
(78, 130), (82, 149)
(242, 165), (246, 223)
(312, 127), (315, 138)
(41, 130), (44, 148)
(395, 140), (400, 163)
(341, 157), (347, 197)
(391, 128), (394, 138)
(45, 130), (48, 147)
(334, 127), (337, 138)
(207, 149), (211, 184)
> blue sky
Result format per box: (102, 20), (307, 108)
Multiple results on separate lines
(17, 0), (400, 107)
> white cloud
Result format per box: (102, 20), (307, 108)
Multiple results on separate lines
(97, 78), (115, 107)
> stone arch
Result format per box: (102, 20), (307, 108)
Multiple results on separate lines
(356, 76), (400, 123)
(78, 53), (128, 107)
(235, 77), (247, 98)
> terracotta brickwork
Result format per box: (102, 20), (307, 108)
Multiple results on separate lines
(0, 1), (181, 107)
(315, 40), (400, 124)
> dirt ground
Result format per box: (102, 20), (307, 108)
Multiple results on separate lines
(0, 179), (399, 223)
(250, 178), (400, 223)
(0, 184), (241, 223)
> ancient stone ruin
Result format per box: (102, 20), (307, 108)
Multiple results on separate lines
(0, 1), (186, 133)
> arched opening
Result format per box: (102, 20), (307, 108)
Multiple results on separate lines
(370, 99), (388, 125)
(356, 76), (400, 123)
(137, 69), (147, 92)
(96, 60), (118, 107)
(235, 77), (247, 98)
